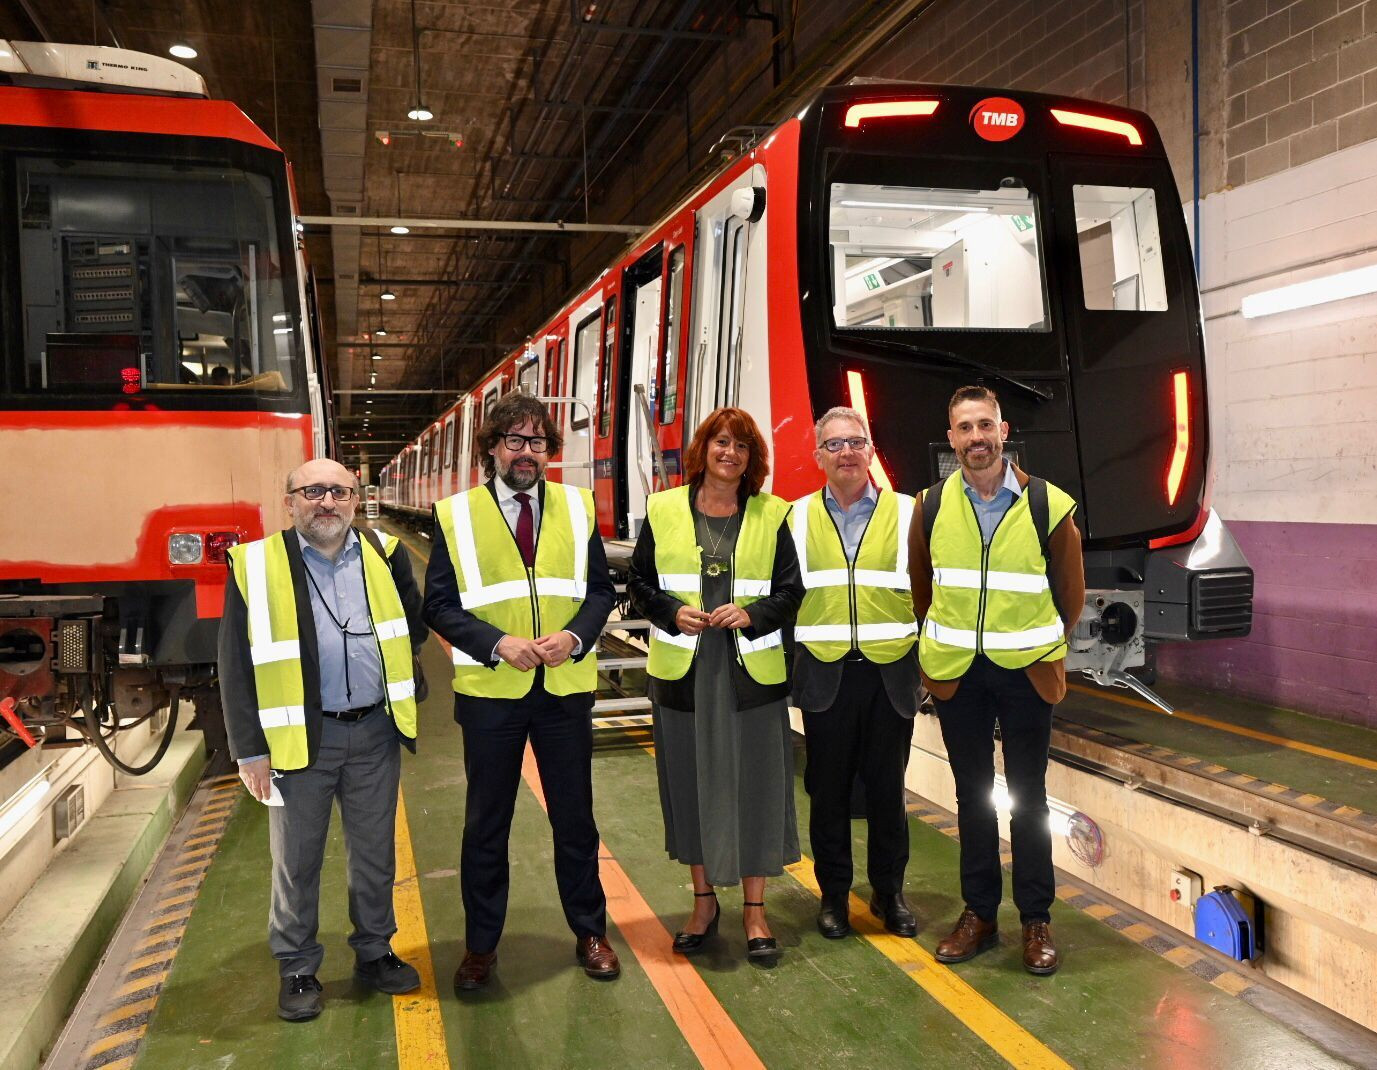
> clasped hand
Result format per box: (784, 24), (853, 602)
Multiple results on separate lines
(496, 631), (577, 671)
(675, 602), (749, 635)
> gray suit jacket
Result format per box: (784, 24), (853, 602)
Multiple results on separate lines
(791, 646), (923, 717)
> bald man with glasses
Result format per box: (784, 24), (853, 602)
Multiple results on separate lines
(218, 457), (428, 1021)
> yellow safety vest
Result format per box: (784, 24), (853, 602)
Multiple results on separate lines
(228, 530), (418, 771)
(791, 488), (918, 663)
(644, 485), (791, 685)
(919, 470), (1076, 680)
(435, 481), (599, 699)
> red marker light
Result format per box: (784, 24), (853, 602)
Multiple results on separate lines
(845, 370), (892, 491)
(1166, 371), (1190, 506)
(1050, 108), (1143, 146)
(205, 531), (240, 564)
(844, 99), (939, 128)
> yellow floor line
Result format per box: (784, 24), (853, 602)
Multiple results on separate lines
(391, 787), (451, 1070)
(1066, 683), (1377, 772)
(785, 861), (1072, 1070)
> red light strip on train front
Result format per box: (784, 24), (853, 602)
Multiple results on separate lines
(844, 100), (939, 128)
(1050, 108), (1143, 146)
(845, 370), (893, 491)
(1166, 371), (1190, 506)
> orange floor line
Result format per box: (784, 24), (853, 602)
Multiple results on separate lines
(518, 745), (765, 1070)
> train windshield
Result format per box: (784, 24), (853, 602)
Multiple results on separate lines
(829, 181), (1049, 332)
(4, 155), (301, 400)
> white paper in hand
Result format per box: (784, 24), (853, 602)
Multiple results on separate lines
(263, 777), (285, 807)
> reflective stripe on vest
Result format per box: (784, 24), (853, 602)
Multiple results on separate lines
(790, 488), (918, 664)
(644, 485), (791, 684)
(229, 530), (418, 771)
(918, 470), (1076, 679)
(436, 481), (598, 699)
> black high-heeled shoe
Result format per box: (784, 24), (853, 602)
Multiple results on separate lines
(743, 900), (781, 964)
(672, 891), (720, 955)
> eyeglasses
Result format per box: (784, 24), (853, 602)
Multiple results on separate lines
(500, 433), (548, 453)
(289, 485), (356, 501)
(820, 436), (870, 453)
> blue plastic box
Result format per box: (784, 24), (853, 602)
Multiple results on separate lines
(1194, 888), (1255, 960)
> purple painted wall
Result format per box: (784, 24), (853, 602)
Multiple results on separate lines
(1156, 519), (1377, 729)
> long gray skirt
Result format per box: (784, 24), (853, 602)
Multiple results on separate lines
(651, 628), (800, 887)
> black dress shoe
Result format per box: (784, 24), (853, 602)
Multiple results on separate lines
(869, 891), (918, 937)
(816, 893), (851, 939)
(454, 950), (497, 991)
(744, 901), (782, 966)
(673, 892), (720, 955)
(278, 974), (323, 1021)
(354, 951), (421, 994)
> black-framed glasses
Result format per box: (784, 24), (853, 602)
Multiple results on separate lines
(821, 436), (870, 453)
(290, 484), (356, 501)
(501, 433), (548, 453)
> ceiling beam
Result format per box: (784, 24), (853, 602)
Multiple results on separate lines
(299, 215), (641, 234)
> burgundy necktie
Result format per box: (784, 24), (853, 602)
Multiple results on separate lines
(514, 492), (535, 567)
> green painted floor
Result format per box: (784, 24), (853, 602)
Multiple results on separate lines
(130, 530), (1365, 1069)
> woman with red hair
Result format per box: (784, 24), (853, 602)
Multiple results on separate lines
(628, 407), (804, 964)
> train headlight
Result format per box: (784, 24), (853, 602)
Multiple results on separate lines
(168, 533), (204, 565)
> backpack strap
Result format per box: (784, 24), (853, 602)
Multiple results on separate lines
(356, 525), (389, 559)
(1026, 475), (1050, 566)
(922, 481), (943, 549)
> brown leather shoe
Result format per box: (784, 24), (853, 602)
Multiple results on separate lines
(1022, 921), (1059, 975)
(576, 935), (621, 980)
(933, 909), (998, 964)
(454, 949), (497, 991)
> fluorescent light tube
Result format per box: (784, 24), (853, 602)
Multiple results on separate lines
(1241, 264), (1377, 318)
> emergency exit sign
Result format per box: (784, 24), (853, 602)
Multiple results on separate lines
(1012, 214), (1034, 232)
(863, 272), (881, 290)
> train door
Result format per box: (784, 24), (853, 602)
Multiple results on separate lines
(516, 350), (540, 395)
(1049, 155), (1204, 541)
(562, 299), (601, 493)
(615, 245), (665, 538)
(685, 163), (770, 447)
(456, 395), (475, 492)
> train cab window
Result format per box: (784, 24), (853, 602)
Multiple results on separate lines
(659, 247), (686, 424)
(828, 182), (1049, 332)
(517, 356), (539, 395)
(1072, 185), (1169, 311)
(572, 312), (600, 431)
(597, 296), (617, 438)
(7, 157), (302, 399)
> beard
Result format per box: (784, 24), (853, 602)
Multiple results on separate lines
(498, 457), (541, 490)
(959, 441), (1002, 470)
(300, 510), (347, 543)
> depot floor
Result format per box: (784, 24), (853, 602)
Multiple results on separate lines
(104, 529), (1377, 1070)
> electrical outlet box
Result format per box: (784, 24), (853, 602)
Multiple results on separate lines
(1169, 867), (1203, 907)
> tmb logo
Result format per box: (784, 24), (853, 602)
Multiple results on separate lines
(970, 97), (1025, 142)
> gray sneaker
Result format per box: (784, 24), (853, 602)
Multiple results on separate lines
(354, 951), (421, 994)
(278, 974), (323, 1021)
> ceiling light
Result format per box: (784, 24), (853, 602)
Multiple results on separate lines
(169, 43), (198, 60)
(366, 400), (373, 405)
(372, 352), (383, 360)
(390, 225), (410, 235)
(1240, 263), (1377, 318)
(407, 105), (434, 122)
(374, 327), (388, 337)
(380, 289), (396, 301)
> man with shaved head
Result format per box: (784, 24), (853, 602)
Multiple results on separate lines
(219, 457), (428, 1020)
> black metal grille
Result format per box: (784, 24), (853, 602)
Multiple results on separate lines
(1191, 569), (1254, 633)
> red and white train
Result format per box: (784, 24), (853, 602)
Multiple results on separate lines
(0, 42), (333, 769)
(381, 82), (1254, 705)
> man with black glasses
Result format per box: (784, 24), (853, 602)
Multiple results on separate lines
(219, 457), (427, 1021)
(423, 393), (619, 991)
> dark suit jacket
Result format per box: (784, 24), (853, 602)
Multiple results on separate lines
(218, 528), (428, 768)
(791, 646), (923, 717)
(422, 478), (615, 720)
(626, 507), (804, 711)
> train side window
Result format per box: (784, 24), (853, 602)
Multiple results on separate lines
(442, 418), (454, 469)
(597, 296), (617, 438)
(517, 355), (539, 395)
(451, 414), (463, 468)
(659, 247), (686, 424)
(544, 338), (562, 398)
(1072, 185), (1168, 311)
(571, 311), (600, 431)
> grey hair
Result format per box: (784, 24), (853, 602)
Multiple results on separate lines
(284, 465), (359, 494)
(814, 405), (870, 447)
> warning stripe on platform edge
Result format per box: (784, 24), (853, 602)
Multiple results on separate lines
(905, 799), (1262, 1001)
(79, 774), (241, 1070)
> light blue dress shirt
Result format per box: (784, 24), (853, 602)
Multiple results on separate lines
(962, 460), (1023, 545)
(822, 480), (879, 562)
(298, 529), (385, 711)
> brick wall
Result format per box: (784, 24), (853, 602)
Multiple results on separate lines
(1225, 0), (1377, 186)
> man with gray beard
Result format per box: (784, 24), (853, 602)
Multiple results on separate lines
(219, 457), (427, 1020)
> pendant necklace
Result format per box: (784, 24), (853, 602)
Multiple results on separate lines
(699, 507), (737, 578)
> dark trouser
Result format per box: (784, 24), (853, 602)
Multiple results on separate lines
(268, 707), (401, 977)
(934, 655), (1054, 925)
(458, 682), (607, 952)
(803, 657), (916, 898)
